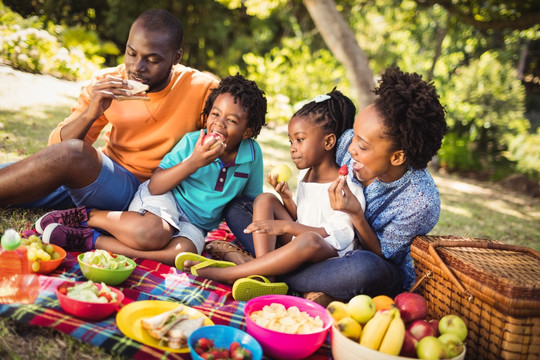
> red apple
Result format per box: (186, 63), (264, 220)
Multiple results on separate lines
(399, 330), (419, 358)
(429, 319), (440, 337)
(394, 292), (428, 323)
(202, 131), (225, 149)
(408, 319), (436, 341)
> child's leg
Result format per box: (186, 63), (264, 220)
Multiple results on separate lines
(251, 193), (294, 257)
(95, 235), (197, 266)
(88, 209), (173, 250)
(185, 232), (338, 284)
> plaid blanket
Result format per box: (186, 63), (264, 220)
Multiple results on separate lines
(0, 225), (332, 359)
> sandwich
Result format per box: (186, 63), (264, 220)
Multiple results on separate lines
(140, 305), (205, 349)
(167, 317), (205, 349)
(117, 79), (150, 101)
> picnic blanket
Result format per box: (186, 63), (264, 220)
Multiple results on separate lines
(0, 224), (333, 359)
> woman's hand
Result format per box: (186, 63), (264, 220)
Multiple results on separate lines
(328, 176), (364, 215)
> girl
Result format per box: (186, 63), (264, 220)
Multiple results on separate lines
(177, 89), (365, 295)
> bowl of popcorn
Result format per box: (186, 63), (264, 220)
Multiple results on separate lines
(244, 294), (333, 359)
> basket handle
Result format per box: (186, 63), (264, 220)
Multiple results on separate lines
(410, 239), (540, 301)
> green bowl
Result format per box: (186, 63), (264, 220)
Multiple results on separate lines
(77, 253), (136, 285)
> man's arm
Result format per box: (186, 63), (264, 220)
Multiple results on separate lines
(49, 75), (139, 143)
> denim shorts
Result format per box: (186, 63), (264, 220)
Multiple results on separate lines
(6, 153), (141, 210)
(128, 181), (206, 254)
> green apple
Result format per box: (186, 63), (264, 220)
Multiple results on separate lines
(270, 163), (292, 183)
(438, 333), (464, 358)
(347, 294), (376, 324)
(416, 336), (447, 359)
(439, 314), (468, 342)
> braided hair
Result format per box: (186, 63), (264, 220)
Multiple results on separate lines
(202, 74), (267, 138)
(293, 88), (356, 142)
(374, 67), (448, 169)
(134, 9), (184, 51)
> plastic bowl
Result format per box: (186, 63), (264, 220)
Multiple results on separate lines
(244, 294), (332, 359)
(331, 324), (466, 360)
(56, 281), (125, 321)
(78, 252), (136, 285)
(188, 325), (263, 360)
(32, 244), (66, 274)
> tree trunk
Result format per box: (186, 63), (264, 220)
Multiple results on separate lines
(304, 0), (376, 108)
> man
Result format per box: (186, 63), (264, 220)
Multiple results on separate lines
(0, 9), (218, 210)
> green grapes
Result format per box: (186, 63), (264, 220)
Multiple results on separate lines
(21, 233), (60, 271)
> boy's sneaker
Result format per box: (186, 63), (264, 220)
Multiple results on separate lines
(35, 207), (89, 234)
(42, 223), (94, 252)
(303, 291), (337, 308)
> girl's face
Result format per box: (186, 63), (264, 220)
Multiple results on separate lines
(288, 115), (333, 170)
(348, 104), (405, 184)
(206, 93), (251, 152)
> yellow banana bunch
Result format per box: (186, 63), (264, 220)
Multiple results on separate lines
(378, 312), (405, 355)
(360, 307), (405, 355)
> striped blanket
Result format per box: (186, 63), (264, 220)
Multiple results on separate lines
(0, 226), (332, 359)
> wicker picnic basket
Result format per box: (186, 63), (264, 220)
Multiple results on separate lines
(410, 235), (540, 360)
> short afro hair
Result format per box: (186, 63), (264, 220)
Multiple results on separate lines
(134, 9), (183, 51)
(201, 74), (267, 138)
(374, 66), (448, 169)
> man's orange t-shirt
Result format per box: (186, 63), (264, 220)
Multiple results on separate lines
(48, 64), (219, 182)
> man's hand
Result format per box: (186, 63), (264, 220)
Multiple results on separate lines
(86, 76), (137, 120)
(328, 176), (364, 215)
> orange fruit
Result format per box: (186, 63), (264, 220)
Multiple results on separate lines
(372, 295), (395, 311)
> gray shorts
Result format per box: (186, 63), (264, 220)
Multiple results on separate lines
(128, 181), (206, 254)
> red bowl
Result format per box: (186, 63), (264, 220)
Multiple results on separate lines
(56, 281), (124, 321)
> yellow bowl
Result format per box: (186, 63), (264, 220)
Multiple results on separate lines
(31, 244), (66, 274)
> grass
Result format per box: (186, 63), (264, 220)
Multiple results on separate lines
(1, 100), (539, 359)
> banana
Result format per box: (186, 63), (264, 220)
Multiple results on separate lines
(378, 313), (406, 355)
(359, 309), (393, 350)
(336, 316), (362, 342)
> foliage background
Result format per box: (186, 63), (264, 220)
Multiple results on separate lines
(2, 0), (538, 183)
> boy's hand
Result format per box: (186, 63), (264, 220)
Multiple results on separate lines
(189, 130), (226, 168)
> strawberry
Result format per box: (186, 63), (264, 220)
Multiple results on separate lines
(338, 164), (348, 176)
(196, 338), (214, 351)
(229, 341), (241, 354)
(231, 347), (253, 360)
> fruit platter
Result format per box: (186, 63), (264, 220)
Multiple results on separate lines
(327, 293), (467, 360)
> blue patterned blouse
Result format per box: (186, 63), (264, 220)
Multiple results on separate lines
(336, 129), (441, 290)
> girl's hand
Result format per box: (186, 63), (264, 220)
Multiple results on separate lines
(267, 172), (293, 200)
(244, 220), (290, 236)
(328, 176), (364, 215)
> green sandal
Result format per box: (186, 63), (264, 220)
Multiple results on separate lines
(174, 252), (235, 276)
(232, 275), (289, 301)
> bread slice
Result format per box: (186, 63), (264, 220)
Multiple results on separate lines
(167, 317), (205, 349)
(117, 79), (149, 101)
(140, 305), (184, 333)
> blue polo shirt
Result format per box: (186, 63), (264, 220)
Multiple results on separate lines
(158, 131), (263, 231)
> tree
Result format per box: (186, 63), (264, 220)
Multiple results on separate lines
(303, 0), (375, 108)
